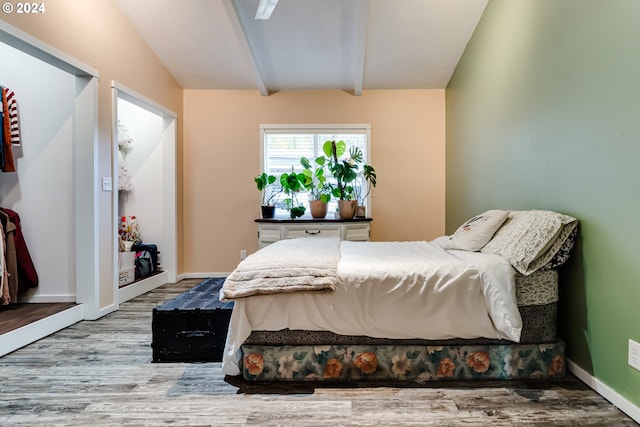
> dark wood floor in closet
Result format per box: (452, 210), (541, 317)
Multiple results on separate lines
(2, 272), (162, 335)
(0, 302), (76, 335)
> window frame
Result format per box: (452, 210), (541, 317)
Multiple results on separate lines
(260, 124), (373, 218)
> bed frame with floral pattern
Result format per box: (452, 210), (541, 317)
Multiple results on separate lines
(238, 340), (565, 384)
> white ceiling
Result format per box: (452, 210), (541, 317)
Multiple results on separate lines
(114, 0), (488, 95)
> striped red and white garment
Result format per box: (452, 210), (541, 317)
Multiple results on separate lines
(4, 87), (20, 146)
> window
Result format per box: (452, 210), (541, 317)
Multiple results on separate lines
(260, 124), (372, 218)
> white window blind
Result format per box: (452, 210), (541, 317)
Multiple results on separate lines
(260, 124), (371, 217)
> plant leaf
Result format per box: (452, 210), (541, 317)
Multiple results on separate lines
(349, 146), (363, 163)
(363, 165), (377, 187)
(323, 140), (346, 158)
(322, 140), (333, 158)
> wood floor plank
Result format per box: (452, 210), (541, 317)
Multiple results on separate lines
(0, 279), (637, 426)
(0, 302), (76, 334)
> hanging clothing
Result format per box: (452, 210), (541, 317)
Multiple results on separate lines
(5, 88), (21, 146)
(1, 87), (16, 172)
(0, 220), (7, 305)
(0, 208), (38, 293)
(0, 210), (18, 303)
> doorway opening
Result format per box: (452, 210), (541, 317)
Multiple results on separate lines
(112, 82), (177, 304)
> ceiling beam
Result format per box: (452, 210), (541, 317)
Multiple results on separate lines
(352, 0), (370, 96)
(221, 0), (269, 96)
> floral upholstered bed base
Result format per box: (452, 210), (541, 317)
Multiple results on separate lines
(241, 340), (565, 382)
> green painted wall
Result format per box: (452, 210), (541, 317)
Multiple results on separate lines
(446, 0), (640, 407)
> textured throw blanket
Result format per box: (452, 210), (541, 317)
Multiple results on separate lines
(220, 237), (340, 301)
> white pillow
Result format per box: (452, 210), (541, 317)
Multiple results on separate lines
(442, 210), (510, 251)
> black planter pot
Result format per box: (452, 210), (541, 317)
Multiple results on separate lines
(261, 205), (276, 219)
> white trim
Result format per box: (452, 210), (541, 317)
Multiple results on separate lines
(111, 81), (177, 119)
(0, 20), (97, 77)
(87, 303), (118, 321)
(110, 86), (121, 314)
(119, 272), (169, 304)
(260, 123), (371, 133)
(161, 116), (178, 285)
(568, 359), (640, 424)
(74, 76), (101, 319)
(0, 305), (84, 357)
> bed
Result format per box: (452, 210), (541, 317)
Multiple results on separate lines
(220, 209), (578, 386)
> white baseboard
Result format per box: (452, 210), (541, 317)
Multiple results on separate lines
(568, 359), (640, 423)
(0, 304), (84, 357)
(118, 271), (168, 304)
(18, 294), (76, 303)
(83, 302), (118, 321)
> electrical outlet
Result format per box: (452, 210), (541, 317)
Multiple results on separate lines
(629, 339), (640, 371)
(240, 249), (247, 260)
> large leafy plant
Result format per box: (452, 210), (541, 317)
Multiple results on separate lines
(323, 140), (376, 202)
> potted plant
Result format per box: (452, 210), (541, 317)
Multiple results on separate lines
(354, 163), (377, 218)
(301, 155), (332, 218)
(254, 172), (281, 218)
(279, 169), (306, 219)
(323, 140), (375, 219)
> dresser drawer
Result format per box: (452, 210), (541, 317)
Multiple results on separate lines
(256, 219), (371, 247)
(344, 224), (370, 241)
(258, 225), (281, 249)
(283, 226), (341, 240)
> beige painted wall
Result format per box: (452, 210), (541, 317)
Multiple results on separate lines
(3, 0), (183, 308)
(183, 89), (445, 273)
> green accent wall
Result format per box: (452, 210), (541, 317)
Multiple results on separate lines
(446, 0), (640, 408)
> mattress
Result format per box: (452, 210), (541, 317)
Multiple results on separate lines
(244, 268), (559, 346)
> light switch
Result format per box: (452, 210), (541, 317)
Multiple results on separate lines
(102, 177), (113, 191)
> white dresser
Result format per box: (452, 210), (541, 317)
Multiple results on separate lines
(255, 218), (372, 249)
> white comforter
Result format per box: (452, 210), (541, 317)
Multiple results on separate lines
(221, 240), (522, 376)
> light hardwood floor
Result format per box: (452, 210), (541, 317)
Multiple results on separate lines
(0, 279), (636, 426)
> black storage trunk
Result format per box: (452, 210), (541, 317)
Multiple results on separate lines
(152, 277), (233, 362)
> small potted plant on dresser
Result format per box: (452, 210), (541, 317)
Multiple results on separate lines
(280, 169), (307, 219)
(324, 140), (376, 220)
(254, 172), (281, 219)
(301, 155), (332, 218)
